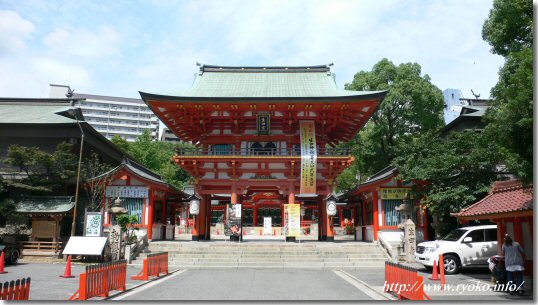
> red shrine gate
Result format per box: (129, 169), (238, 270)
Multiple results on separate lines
(141, 64), (386, 241)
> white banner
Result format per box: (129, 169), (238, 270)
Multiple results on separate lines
(263, 217), (272, 235)
(106, 186), (149, 198)
(300, 120), (317, 194)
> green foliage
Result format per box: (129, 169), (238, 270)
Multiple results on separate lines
(337, 58), (445, 190)
(111, 130), (193, 189)
(3, 142), (77, 193)
(482, 0), (533, 56)
(116, 214), (139, 244)
(111, 135), (130, 152)
(482, 0), (533, 185)
(393, 131), (503, 218)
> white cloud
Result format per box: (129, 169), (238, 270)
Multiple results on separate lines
(0, 10), (34, 55)
(43, 25), (120, 57)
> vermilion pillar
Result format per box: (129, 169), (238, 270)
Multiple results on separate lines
(148, 190), (154, 241)
(373, 190), (380, 241)
(198, 194), (207, 240)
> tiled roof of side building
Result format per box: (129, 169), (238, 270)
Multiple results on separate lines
(453, 180), (533, 218)
(16, 195), (75, 214)
(0, 98), (83, 124)
(142, 64), (387, 99)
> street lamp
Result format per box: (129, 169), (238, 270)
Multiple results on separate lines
(187, 193), (201, 216)
(69, 108), (84, 236)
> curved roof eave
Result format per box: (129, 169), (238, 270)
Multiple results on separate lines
(139, 90), (388, 105)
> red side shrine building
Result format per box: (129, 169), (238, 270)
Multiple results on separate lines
(140, 64), (386, 241)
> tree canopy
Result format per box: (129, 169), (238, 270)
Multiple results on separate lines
(111, 130), (193, 189)
(393, 131), (503, 219)
(482, 0), (533, 185)
(482, 0), (533, 56)
(3, 142), (77, 193)
(336, 58), (445, 191)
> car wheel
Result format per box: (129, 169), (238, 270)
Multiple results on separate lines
(443, 254), (459, 275)
(9, 249), (20, 265)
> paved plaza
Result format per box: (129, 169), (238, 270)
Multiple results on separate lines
(0, 260), (533, 301)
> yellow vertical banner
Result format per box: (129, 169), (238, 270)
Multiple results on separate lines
(300, 120), (317, 194)
(283, 204), (301, 237)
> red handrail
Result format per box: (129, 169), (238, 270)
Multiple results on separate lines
(69, 260), (127, 301)
(0, 278), (31, 300)
(131, 252), (168, 281)
(385, 261), (431, 300)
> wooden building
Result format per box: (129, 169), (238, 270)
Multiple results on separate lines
(140, 64), (386, 241)
(340, 166), (430, 246)
(95, 158), (186, 241)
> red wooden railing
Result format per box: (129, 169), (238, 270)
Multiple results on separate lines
(385, 261), (431, 300)
(69, 260), (127, 301)
(131, 252), (168, 281)
(0, 278), (31, 300)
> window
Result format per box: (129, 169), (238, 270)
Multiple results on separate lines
(122, 198), (143, 224)
(211, 210), (224, 226)
(384, 200), (401, 226)
(257, 207), (281, 226)
(242, 208), (253, 226)
(465, 229), (484, 243)
(485, 228), (497, 242)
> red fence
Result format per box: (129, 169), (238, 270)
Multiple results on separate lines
(385, 261), (431, 300)
(69, 260), (127, 301)
(0, 278), (31, 300)
(132, 252), (168, 281)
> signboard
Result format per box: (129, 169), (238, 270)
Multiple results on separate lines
(224, 204), (242, 237)
(84, 211), (103, 237)
(263, 217), (272, 235)
(380, 188), (414, 200)
(62, 236), (108, 256)
(106, 186), (148, 198)
(283, 204), (301, 237)
(299, 120), (317, 194)
(257, 114), (271, 135)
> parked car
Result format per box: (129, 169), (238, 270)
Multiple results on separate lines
(415, 224), (498, 275)
(0, 238), (21, 265)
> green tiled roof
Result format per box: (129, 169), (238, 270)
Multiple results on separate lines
(163, 65), (385, 98)
(16, 196), (75, 214)
(0, 100), (81, 124)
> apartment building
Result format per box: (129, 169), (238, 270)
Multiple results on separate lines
(50, 84), (159, 142)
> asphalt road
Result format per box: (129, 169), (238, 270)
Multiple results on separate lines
(113, 268), (380, 301)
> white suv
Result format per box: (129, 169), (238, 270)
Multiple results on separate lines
(415, 225), (498, 274)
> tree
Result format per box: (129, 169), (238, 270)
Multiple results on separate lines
(336, 59), (445, 190)
(3, 142), (77, 193)
(482, 0), (533, 185)
(111, 130), (193, 189)
(393, 130), (503, 231)
(82, 153), (114, 211)
(482, 0), (533, 56)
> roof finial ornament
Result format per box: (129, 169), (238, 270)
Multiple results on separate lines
(470, 89), (480, 99)
(65, 87), (75, 98)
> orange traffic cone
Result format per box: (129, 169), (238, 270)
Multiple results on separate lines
(0, 251), (7, 274)
(439, 254), (446, 289)
(60, 255), (75, 278)
(429, 259), (440, 280)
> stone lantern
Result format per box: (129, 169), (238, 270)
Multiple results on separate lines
(108, 197), (128, 260)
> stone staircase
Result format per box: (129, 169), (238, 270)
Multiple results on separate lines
(130, 241), (390, 269)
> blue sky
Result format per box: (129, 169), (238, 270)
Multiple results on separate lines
(0, 0), (504, 99)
